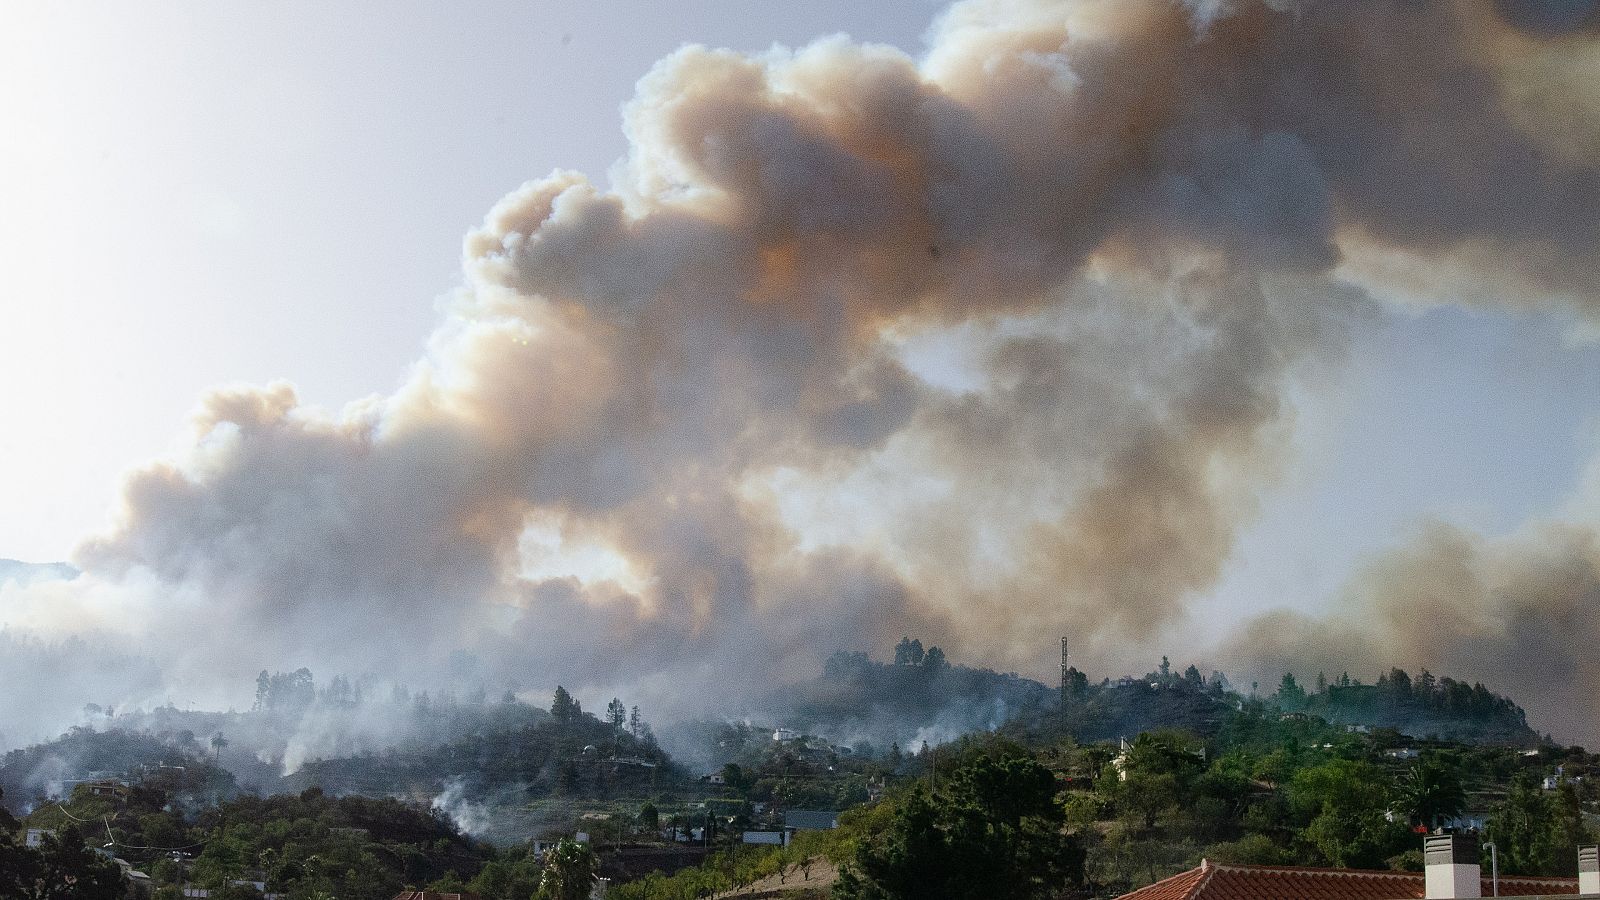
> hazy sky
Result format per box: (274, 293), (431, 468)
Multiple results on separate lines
(5, 0), (1600, 735)
(0, 0), (940, 561)
(7, 2), (1596, 611)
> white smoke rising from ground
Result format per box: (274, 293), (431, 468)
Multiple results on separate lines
(3, 0), (1600, 745)
(432, 777), (493, 836)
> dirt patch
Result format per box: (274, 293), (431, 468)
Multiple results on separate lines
(712, 857), (839, 898)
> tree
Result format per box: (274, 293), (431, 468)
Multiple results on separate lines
(211, 732), (229, 762)
(470, 848), (543, 900)
(835, 751), (1083, 899)
(628, 705), (642, 738)
(24, 825), (126, 899)
(1486, 773), (1593, 875)
(0, 813), (38, 899)
(1063, 667), (1089, 701)
(923, 646), (948, 674)
(894, 638), (913, 666)
(1275, 673), (1306, 711)
(537, 839), (597, 900)
(606, 698), (626, 730)
(1387, 668), (1413, 698)
(551, 686), (578, 723)
(1394, 756), (1465, 830)
(427, 872), (470, 892)
(1105, 732), (1202, 832)
(892, 637), (926, 666)
(1287, 759), (1406, 867)
(1115, 769), (1179, 832)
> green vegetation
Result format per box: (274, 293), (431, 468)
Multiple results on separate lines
(0, 649), (1586, 899)
(291, 697), (675, 805)
(0, 806), (125, 900)
(1281, 668), (1537, 744)
(834, 744), (1083, 899)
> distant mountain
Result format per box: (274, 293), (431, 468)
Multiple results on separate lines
(0, 559), (80, 586)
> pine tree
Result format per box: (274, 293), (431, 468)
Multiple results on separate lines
(552, 686), (577, 723)
(607, 698), (626, 730)
(894, 637), (913, 666)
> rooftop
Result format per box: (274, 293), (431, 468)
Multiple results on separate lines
(1115, 860), (1580, 900)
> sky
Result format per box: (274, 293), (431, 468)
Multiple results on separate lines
(3, 0), (1600, 745)
(0, 0), (941, 562)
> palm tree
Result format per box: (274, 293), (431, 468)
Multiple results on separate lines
(1395, 757), (1466, 829)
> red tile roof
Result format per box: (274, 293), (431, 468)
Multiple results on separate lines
(1116, 861), (1578, 900)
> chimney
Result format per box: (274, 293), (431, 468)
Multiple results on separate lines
(1425, 833), (1481, 899)
(1580, 845), (1599, 895)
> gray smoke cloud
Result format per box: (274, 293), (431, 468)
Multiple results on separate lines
(1223, 451), (1600, 746)
(4, 0), (1600, 745)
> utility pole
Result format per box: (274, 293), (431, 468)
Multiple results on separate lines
(1059, 637), (1069, 708)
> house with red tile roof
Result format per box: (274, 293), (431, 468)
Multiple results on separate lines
(1115, 860), (1576, 900)
(1117, 834), (1598, 900)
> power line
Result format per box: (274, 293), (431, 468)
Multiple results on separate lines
(54, 804), (207, 853)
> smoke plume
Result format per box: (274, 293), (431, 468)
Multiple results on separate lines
(4, 0), (1600, 744)
(1225, 457), (1600, 745)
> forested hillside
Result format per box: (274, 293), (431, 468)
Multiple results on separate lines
(1276, 668), (1538, 744)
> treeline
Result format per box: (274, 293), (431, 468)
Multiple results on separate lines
(290, 686), (675, 803)
(16, 779), (491, 900)
(611, 740), (1085, 900)
(762, 640), (1054, 751)
(1055, 706), (1592, 892)
(1274, 667), (1536, 743)
(252, 666), (515, 713)
(0, 815), (124, 899)
(0, 728), (239, 816)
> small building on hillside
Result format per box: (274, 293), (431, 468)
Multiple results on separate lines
(85, 779), (128, 799)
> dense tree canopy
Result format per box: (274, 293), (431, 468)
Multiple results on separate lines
(835, 745), (1083, 899)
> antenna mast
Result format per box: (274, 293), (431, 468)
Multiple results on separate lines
(1059, 636), (1069, 707)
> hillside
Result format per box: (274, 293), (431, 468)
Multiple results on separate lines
(755, 641), (1055, 753)
(1280, 669), (1539, 745)
(287, 707), (681, 801)
(0, 727), (238, 815)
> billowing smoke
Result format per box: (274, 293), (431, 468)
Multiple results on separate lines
(1225, 460), (1600, 745)
(4, 0), (1600, 744)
